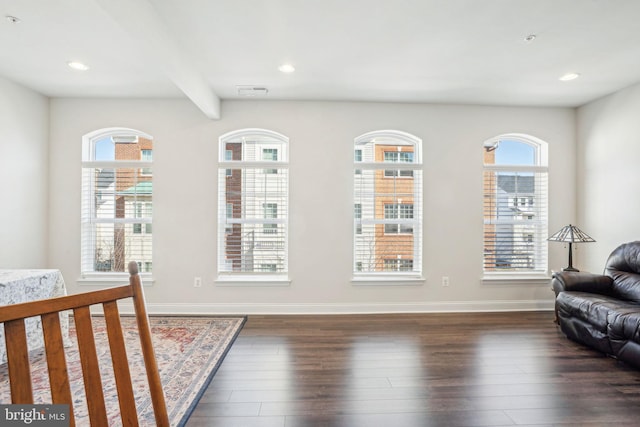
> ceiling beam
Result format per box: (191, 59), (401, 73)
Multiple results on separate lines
(93, 0), (220, 119)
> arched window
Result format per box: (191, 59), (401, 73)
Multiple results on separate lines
(354, 130), (422, 278)
(483, 134), (548, 275)
(81, 128), (153, 276)
(217, 129), (289, 277)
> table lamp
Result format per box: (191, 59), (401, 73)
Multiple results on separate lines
(547, 224), (595, 272)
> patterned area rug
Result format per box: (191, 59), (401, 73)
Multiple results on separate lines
(0, 316), (245, 426)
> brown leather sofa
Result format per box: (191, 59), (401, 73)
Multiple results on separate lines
(552, 241), (640, 368)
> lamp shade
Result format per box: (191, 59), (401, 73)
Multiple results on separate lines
(547, 224), (595, 243)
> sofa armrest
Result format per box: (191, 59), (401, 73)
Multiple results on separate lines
(552, 271), (613, 296)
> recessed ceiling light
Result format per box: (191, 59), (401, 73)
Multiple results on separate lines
(67, 61), (90, 71)
(278, 63), (295, 73)
(559, 72), (580, 81)
(5, 15), (21, 24)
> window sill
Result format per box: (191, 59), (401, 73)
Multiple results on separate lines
(352, 274), (425, 286)
(215, 275), (291, 287)
(481, 272), (551, 286)
(78, 273), (155, 286)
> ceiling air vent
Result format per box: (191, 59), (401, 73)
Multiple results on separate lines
(237, 86), (269, 97)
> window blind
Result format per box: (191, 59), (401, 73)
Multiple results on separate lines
(218, 130), (289, 275)
(354, 132), (423, 276)
(81, 134), (153, 274)
(483, 165), (548, 272)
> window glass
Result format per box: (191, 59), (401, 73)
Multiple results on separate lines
(483, 136), (548, 273)
(81, 130), (153, 275)
(354, 131), (422, 276)
(218, 129), (289, 275)
(493, 140), (535, 165)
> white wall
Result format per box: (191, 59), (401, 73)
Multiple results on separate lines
(0, 77), (49, 268)
(577, 82), (640, 272)
(48, 98), (575, 314)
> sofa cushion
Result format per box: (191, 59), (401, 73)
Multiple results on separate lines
(608, 308), (640, 345)
(556, 292), (628, 332)
(607, 309), (640, 367)
(605, 241), (640, 303)
(608, 271), (640, 303)
(557, 292), (639, 356)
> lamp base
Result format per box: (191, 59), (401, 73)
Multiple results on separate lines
(562, 242), (579, 272)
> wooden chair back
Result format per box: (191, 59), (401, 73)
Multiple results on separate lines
(0, 261), (169, 427)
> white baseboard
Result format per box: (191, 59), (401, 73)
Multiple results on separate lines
(117, 299), (555, 316)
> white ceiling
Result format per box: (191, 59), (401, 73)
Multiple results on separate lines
(2, 0), (640, 118)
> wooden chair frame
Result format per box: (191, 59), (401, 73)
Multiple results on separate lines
(0, 262), (169, 427)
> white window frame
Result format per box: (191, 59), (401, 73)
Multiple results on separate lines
(80, 127), (154, 285)
(216, 128), (290, 285)
(482, 133), (549, 285)
(353, 130), (424, 284)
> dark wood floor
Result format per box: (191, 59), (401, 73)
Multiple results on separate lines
(185, 312), (640, 426)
